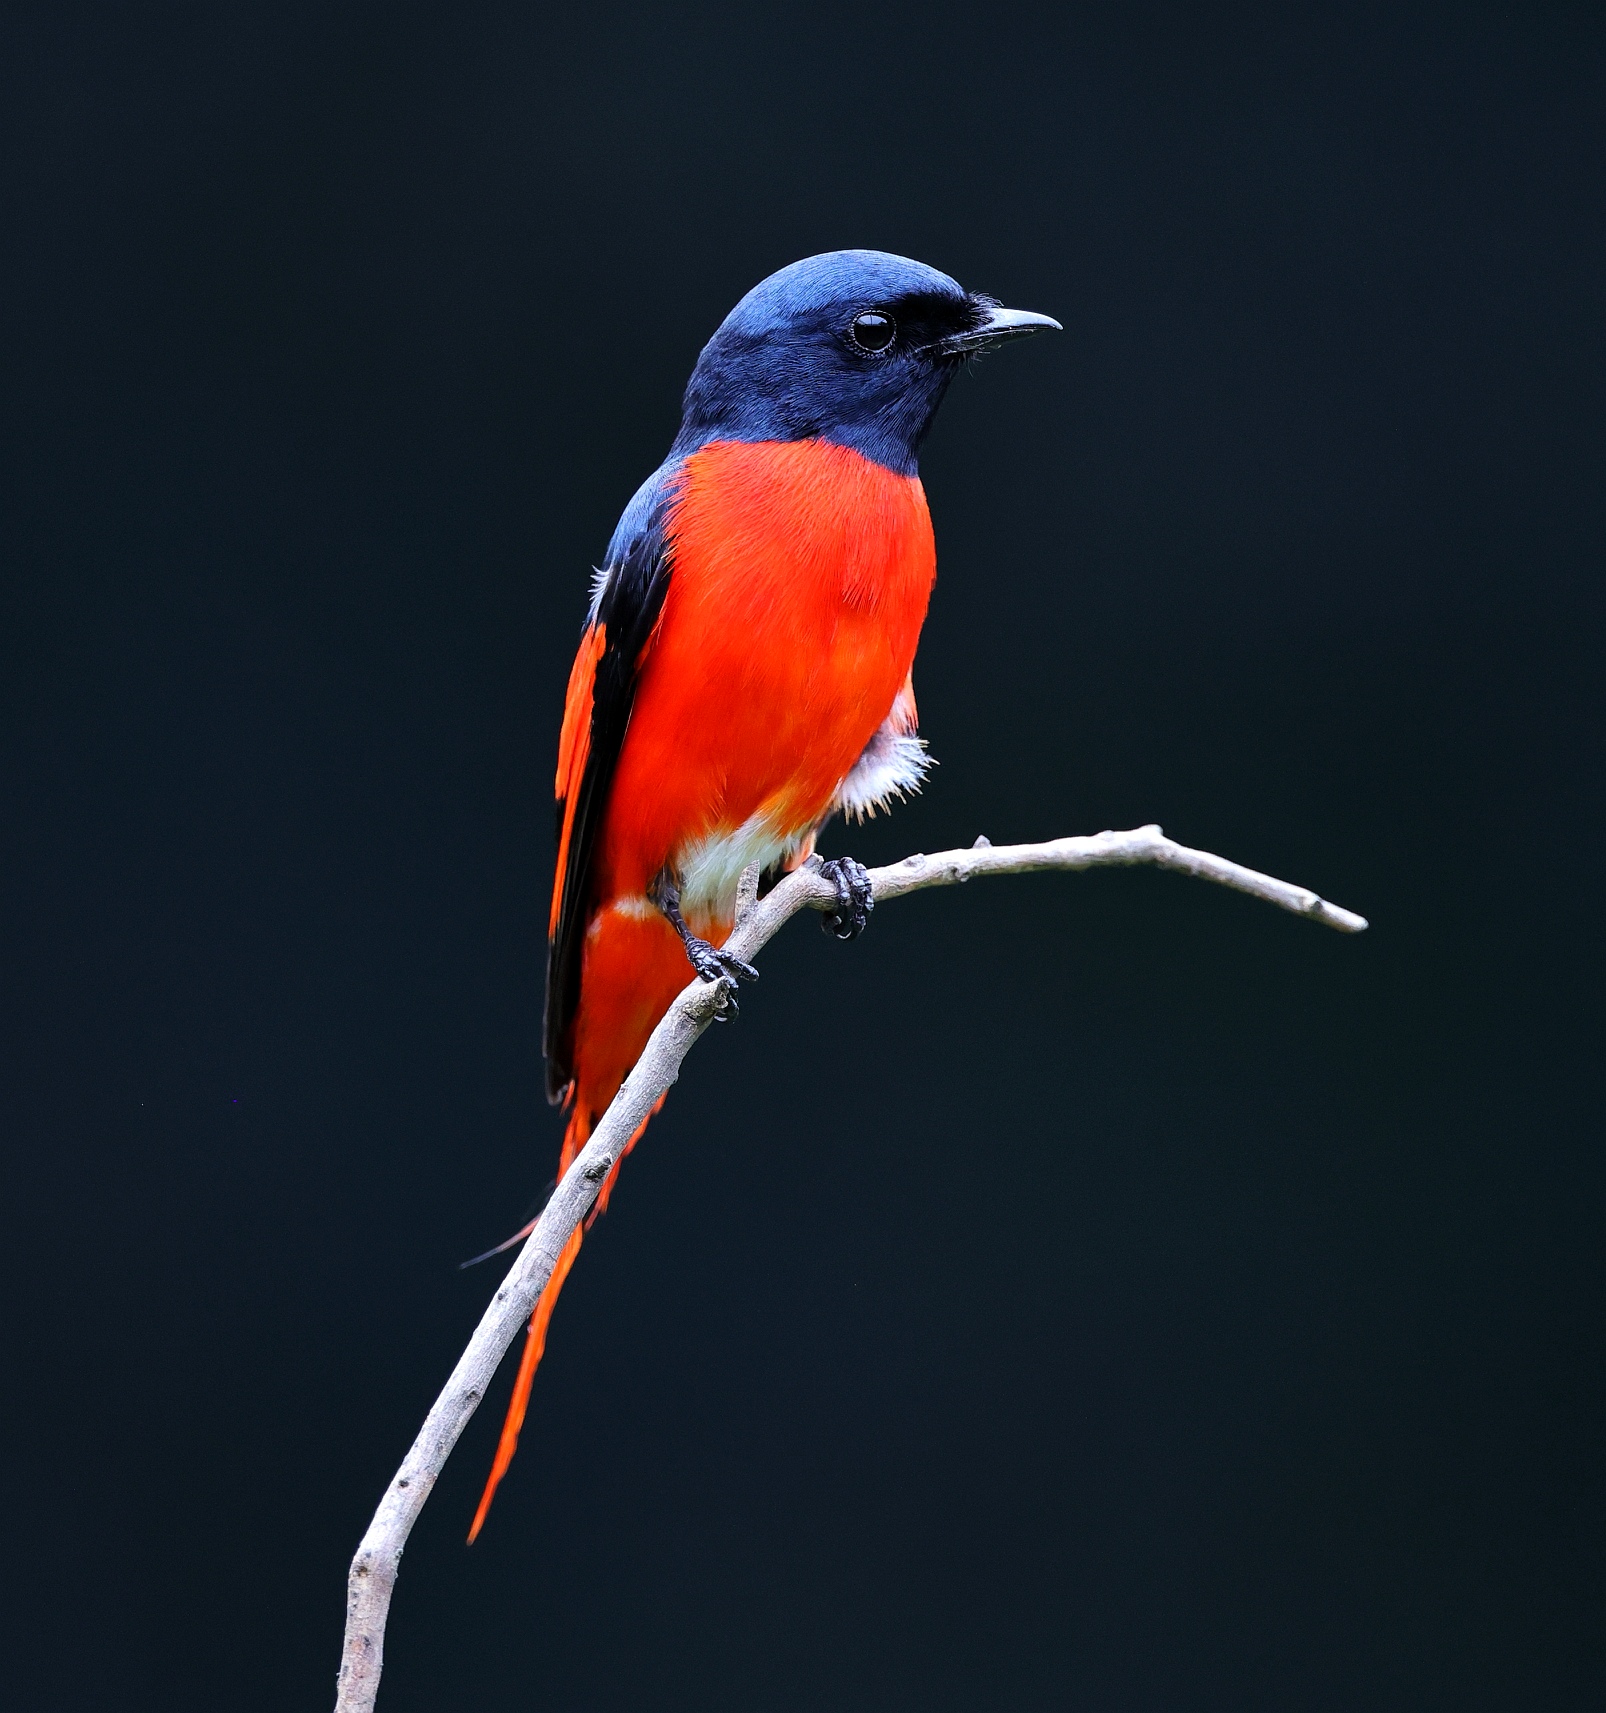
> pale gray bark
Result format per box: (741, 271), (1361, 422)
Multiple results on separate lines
(334, 825), (1365, 1712)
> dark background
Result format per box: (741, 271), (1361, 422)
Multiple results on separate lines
(2, 4), (1601, 1708)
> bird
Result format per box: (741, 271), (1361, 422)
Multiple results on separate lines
(468, 249), (1058, 1540)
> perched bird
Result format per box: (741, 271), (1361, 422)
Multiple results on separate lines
(469, 250), (1058, 1539)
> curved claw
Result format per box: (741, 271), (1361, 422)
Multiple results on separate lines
(818, 856), (874, 941)
(686, 937), (760, 989)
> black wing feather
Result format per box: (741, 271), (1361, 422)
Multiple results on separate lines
(542, 485), (676, 1104)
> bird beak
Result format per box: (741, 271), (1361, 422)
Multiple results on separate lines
(939, 303), (1063, 356)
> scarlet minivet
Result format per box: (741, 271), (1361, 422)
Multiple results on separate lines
(470, 251), (1058, 1540)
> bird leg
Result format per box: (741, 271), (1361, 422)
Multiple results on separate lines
(817, 855), (874, 940)
(648, 868), (760, 1015)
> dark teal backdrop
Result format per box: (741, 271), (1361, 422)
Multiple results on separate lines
(2, 5), (1601, 1708)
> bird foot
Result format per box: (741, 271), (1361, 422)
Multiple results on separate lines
(687, 939), (758, 1020)
(649, 867), (760, 1019)
(818, 856), (874, 940)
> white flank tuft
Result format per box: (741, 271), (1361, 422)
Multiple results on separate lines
(837, 729), (933, 822)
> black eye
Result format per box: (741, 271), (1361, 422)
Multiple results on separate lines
(848, 310), (896, 353)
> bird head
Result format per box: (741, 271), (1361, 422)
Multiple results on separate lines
(673, 250), (1060, 476)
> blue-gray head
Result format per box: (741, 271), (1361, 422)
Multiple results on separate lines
(671, 249), (1060, 476)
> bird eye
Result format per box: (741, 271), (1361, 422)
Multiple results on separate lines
(848, 310), (896, 353)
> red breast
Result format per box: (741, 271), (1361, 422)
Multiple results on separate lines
(594, 437), (936, 909)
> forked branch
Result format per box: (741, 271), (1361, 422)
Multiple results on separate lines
(333, 824), (1366, 1712)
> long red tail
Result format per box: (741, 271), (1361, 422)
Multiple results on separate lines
(467, 1097), (661, 1542)
(466, 1231), (582, 1541)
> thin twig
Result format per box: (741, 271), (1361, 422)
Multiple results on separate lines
(333, 825), (1365, 1711)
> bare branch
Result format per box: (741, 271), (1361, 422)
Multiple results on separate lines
(333, 826), (1365, 1712)
(868, 825), (1369, 932)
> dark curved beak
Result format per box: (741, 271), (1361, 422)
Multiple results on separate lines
(940, 304), (1062, 356)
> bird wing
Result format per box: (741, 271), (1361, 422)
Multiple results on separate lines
(543, 469), (678, 1104)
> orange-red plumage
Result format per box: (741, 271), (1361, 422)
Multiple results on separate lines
(471, 439), (934, 1533)
(550, 620), (606, 937)
(594, 439), (933, 904)
(576, 438), (933, 1098)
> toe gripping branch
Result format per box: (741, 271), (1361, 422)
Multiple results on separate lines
(816, 855), (874, 940)
(649, 869), (760, 1018)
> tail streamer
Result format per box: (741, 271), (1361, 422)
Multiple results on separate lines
(466, 1094), (664, 1542)
(466, 1219), (584, 1542)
